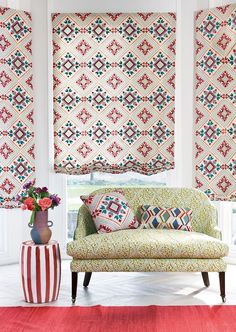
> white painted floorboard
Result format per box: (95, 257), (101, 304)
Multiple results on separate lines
(0, 261), (235, 306)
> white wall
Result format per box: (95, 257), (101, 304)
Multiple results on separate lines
(50, 0), (176, 13)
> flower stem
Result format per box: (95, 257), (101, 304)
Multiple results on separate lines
(30, 211), (36, 225)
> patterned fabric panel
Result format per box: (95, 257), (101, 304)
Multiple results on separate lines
(0, 7), (35, 208)
(74, 188), (221, 240)
(139, 205), (192, 231)
(67, 229), (229, 259)
(52, 13), (176, 175)
(194, 4), (236, 201)
(80, 191), (139, 233)
(70, 258), (227, 272)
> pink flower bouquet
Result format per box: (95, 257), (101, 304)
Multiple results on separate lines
(17, 181), (61, 225)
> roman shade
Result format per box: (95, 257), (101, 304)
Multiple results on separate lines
(0, 7), (35, 208)
(52, 12), (176, 175)
(194, 4), (236, 201)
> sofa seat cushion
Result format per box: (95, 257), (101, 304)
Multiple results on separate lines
(67, 229), (229, 260)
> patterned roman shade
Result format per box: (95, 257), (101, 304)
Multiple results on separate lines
(194, 4), (236, 201)
(0, 7), (35, 208)
(52, 13), (176, 175)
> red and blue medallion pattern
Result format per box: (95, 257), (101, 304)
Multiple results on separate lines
(81, 191), (139, 233)
(52, 13), (176, 175)
(194, 4), (236, 201)
(0, 7), (35, 208)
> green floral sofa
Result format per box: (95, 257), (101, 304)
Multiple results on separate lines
(67, 187), (229, 303)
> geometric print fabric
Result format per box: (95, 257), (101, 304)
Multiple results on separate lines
(52, 13), (176, 175)
(0, 7), (35, 208)
(80, 191), (139, 233)
(194, 4), (236, 201)
(139, 205), (192, 231)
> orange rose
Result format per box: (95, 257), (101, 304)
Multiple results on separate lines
(23, 197), (35, 211)
(38, 197), (52, 211)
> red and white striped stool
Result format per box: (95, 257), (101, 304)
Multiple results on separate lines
(20, 240), (61, 303)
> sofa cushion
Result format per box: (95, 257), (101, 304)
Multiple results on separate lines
(80, 191), (139, 233)
(67, 229), (229, 260)
(71, 258), (227, 273)
(139, 205), (192, 231)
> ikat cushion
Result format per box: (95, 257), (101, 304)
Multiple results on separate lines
(81, 191), (139, 233)
(139, 205), (192, 231)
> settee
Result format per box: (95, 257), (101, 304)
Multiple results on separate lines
(67, 187), (229, 303)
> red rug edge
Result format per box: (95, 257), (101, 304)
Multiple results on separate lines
(0, 304), (232, 308)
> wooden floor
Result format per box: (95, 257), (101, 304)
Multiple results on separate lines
(0, 261), (235, 306)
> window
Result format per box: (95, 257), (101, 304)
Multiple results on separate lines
(67, 171), (167, 240)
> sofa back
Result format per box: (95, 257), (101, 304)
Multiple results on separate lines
(75, 187), (220, 239)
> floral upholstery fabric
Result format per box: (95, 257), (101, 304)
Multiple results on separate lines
(139, 206), (192, 231)
(68, 187), (228, 273)
(71, 258), (227, 273)
(81, 191), (139, 233)
(67, 229), (228, 259)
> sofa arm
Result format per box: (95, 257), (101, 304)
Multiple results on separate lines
(73, 205), (97, 240)
(211, 226), (222, 240)
(207, 205), (223, 240)
(193, 202), (221, 240)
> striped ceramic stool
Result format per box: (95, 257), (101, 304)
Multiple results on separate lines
(20, 240), (61, 303)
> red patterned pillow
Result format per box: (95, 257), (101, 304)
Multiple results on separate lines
(80, 191), (139, 233)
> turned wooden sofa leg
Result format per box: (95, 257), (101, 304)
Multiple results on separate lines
(72, 272), (78, 304)
(83, 272), (92, 287)
(219, 272), (226, 303)
(201, 272), (210, 287)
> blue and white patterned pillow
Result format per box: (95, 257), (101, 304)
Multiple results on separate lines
(139, 205), (192, 231)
